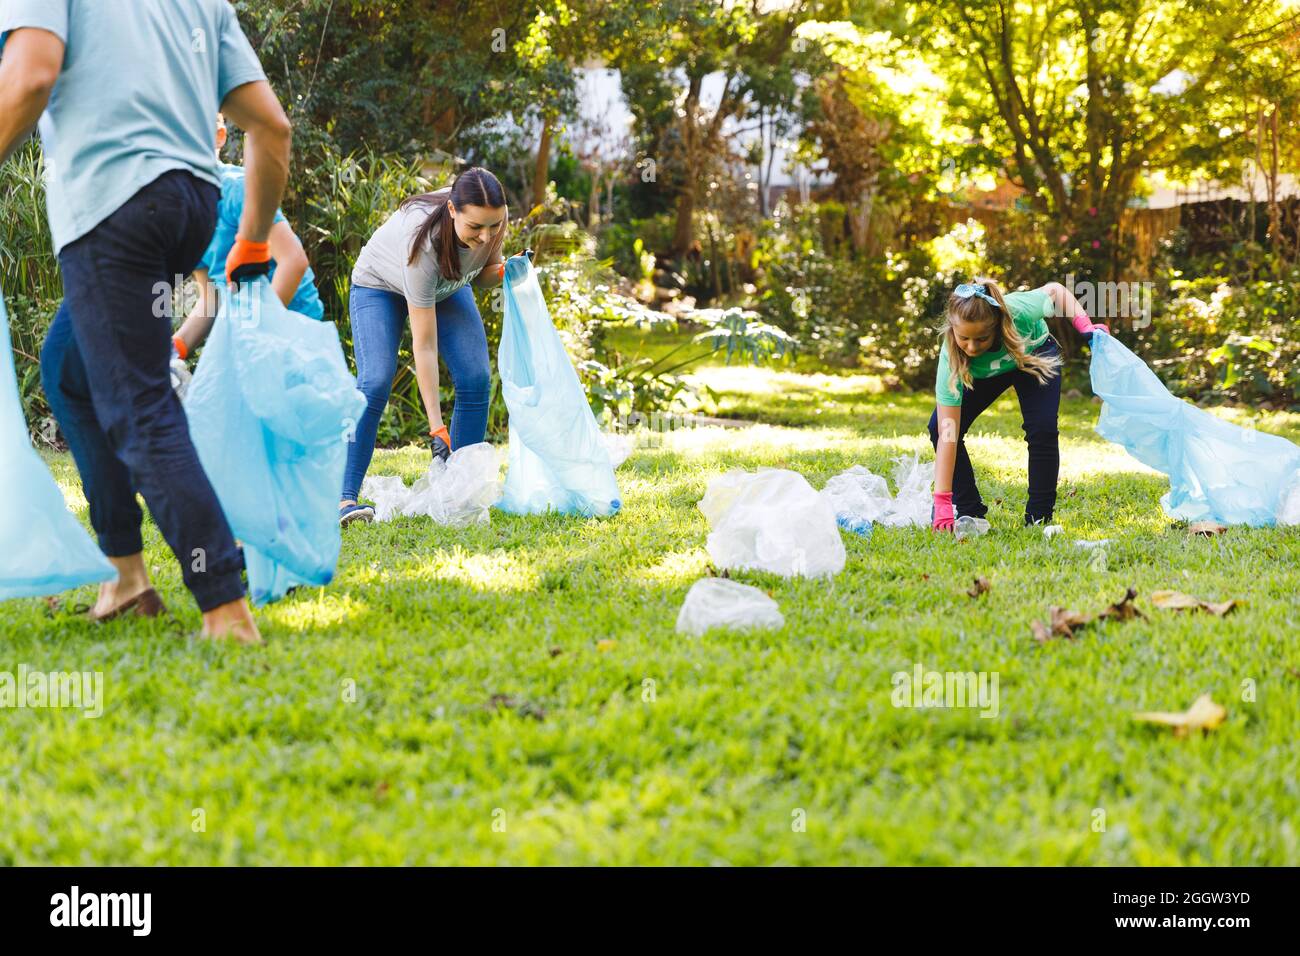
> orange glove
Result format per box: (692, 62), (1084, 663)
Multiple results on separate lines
(171, 335), (188, 360)
(225, 236), (271, 287)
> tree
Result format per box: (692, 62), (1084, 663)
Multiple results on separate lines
(909, 0), (1300, 277)
(608, 1), (826, 256)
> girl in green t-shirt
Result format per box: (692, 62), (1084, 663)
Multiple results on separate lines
(928, 278), (1108, 531)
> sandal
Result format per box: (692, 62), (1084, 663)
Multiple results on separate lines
(87, 588), (167, 622)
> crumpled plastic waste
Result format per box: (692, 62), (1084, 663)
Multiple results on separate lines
(676, 577), (785, 637)
(169, 356), (192, 400)
(1278, 470), (1300, 526)
(1, 288), (116, 600)
(1090, 331), (1300, 526)
(1041, 524), (1065, 539)
(699, 468), (845, 578)
(361, 442), (502, 526)
(1074, 539), (1111, 550)
(819, 454), (934, 529)
(601, 431), (633, 469)
(954, 515), (991, 539)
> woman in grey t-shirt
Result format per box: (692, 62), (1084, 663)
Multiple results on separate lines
(339, 167), (507, 524)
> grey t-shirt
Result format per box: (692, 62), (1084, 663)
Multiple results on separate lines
(351, 192), (495, 307)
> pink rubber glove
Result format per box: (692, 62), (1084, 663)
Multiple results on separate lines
(932, 491), (955, 532)
(1071, 311), (1109, 336)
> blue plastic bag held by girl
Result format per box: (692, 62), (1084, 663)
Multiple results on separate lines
(1089, 330), (1300, 526)
(184, 277), (365, 603)
(497, 255), (621, 516)
(0, 288), (115, 599)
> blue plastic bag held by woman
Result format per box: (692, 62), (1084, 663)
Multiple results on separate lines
(0, 288), (115, 599)
(1089, 330), (1300, 526)
(184, 277), (365, 603)
(497, 255), (621, 516)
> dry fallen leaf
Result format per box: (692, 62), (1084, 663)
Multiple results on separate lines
(486, 694), (547, 721)
(1032, 588), (1143, 641)
(967, 576), (991, 598)
(1151, 590), (1238, 616)
(548, 646), (564, 657)
(1133, 693), (1227, 736)
(596, 639), (617, 653)
(1188, 521), (1227, 536)
(1032, 606), (1092, 641)
(1099, 586), (1145, 622)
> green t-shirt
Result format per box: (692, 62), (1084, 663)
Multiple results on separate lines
(934, 289), (1055, 406)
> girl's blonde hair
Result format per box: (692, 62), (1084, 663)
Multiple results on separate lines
(939, 277), (1061, 397)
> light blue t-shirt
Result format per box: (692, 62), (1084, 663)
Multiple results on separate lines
(0, 0), (266, 254)
(199, 163), (325, 321)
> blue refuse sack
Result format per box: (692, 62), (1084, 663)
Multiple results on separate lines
(184, 277), (365, 604)
(1089, 330), (1300, 526)
(0, 288), (116, 600)
(497, 255), (621, 517)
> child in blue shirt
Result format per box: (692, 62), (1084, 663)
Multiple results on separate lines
(172, 114), (323, 364)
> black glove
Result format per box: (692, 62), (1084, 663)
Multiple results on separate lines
(430, 427), (451, 463)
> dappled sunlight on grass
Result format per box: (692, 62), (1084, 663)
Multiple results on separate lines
(690, 365), (884, 397)
(349, 544), (540, 593)
(434, 548), (539, 593)
(264, 590), (367, 630)
(634, 548), (711, 587)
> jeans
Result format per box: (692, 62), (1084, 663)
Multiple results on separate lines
(927, 338), (1062, 524)
(40, 171), (246, 612)
(342, 283), (491, 502)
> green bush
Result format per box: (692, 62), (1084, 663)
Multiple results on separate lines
(0, 142), (60, 437)
(1133, 268), (1300, 409)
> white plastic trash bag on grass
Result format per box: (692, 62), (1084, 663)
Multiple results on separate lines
(361, 442), (502, 526)
(820, 454), (934, 529)
(676, 577), (785, 636)
(699, 469), (845, 578)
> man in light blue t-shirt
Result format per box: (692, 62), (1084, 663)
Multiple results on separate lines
(0, 0), (292, 645)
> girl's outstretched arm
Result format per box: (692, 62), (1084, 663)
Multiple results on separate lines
(175, 269), (221, 356)
(932, 404), (961, 532)
(1042, 282), (1108, 337)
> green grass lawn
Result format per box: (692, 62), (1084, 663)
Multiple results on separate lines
(3, 359), (1299, 865)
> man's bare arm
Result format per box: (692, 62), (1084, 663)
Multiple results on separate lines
(0, 28), (64, 165)
(219, 80), (291, 243)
